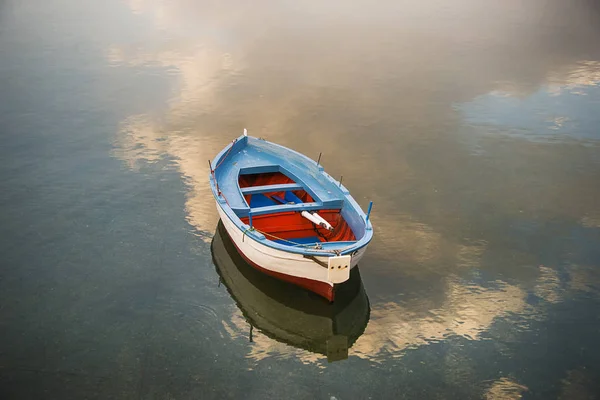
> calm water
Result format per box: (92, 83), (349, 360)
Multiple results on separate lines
(1, 0), (600, 398)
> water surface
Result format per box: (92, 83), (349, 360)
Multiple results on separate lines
(1, 0), (600, 398)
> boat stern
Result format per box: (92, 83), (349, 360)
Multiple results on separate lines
(327, 255), (352, 284)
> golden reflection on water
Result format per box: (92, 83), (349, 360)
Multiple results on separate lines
(110, 0), (600, 239)
(489, 60), (600, 98)
(222, 309), (326, 368)
(110, 0), (600, 369)
(113, 112), (227, 239)
(108, 5), (244, 238)
(370, 213), (489, 275)
(351, 278), (526, 362)
(484, 377), (528, 400)
(211, 259), (596, 368)
(546, 60), (600, 94)
(533, 265), (562, 304)
(581, 213), (600, 228)
(558, 367), (598, 400)
(567, 264), (598, 294)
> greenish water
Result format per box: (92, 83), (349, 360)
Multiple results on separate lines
(1, 0), (599, 398)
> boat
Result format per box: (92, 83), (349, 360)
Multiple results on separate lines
(209, 130), (374, 302)
(212, 221), (370, 362)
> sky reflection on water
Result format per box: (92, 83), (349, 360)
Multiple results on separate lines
(457, 61), (600, 143)
(109, 0), (600, 371)
(1, 0), (599, 398)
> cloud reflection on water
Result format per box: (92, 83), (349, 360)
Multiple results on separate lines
(351, 278), (526, 362)
(109, 0), (600, 373)
(484, 377), (528, 400)
(457, 61), (600, 143)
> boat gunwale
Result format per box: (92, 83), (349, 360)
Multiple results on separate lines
(209, 135), (373, 256)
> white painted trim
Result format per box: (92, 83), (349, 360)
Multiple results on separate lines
(216, 202), (366, 285)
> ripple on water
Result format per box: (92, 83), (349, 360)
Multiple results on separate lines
(456, 63), (600, 145)
(350, 278), (527, 362)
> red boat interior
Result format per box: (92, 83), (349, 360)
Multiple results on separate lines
(238, 172), (356, 245)
(238, 172), (315, 207)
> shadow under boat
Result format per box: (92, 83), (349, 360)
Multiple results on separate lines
(212, 220), (371, 362)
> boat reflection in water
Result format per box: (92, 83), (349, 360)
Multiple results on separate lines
(212, 221), (371, 362)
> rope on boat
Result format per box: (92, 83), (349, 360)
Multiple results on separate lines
(214, 139), (237, 171)
(211, 138), (238, 199)
(244, 226), (346, 255)
(242, 226), (254, 243)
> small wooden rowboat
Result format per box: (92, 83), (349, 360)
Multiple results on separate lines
(212, 221), (370, 362)
(209, 130), (373, 302)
